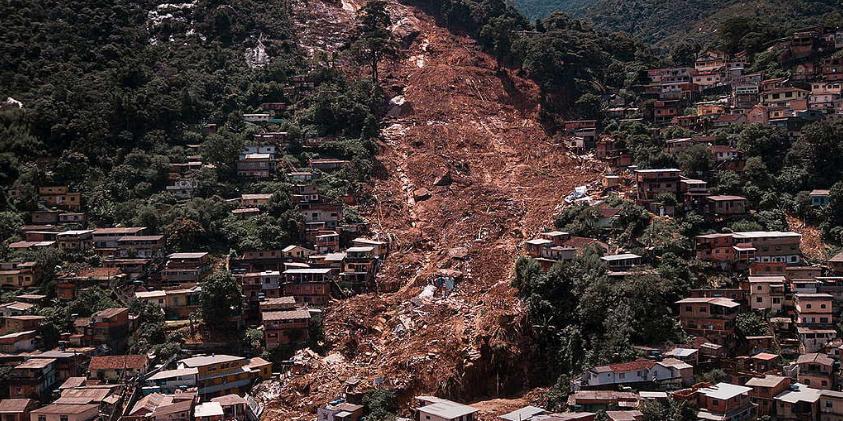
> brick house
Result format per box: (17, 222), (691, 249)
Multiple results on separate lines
(692, 383), (754, 421)
(705, 195), (748, 216)
(262, 310), (311, 349)
(676, 297), (740, 345)
(88, 355), (149, 383)
(797, 353), (835, 390)
(748, 276), (786, 313)
(746, 375), (791, 418)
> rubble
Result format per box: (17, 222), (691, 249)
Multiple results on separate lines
(412, 188), (432, 201)
(264, 0), (603, 418)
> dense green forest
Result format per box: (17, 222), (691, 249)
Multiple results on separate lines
(512, 0), (843, 49)
(511, 0), (595, 20)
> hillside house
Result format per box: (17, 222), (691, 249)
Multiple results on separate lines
(299, 203), (342, 229)
(88, 355), (149, 383)
(240, 193), (273, 207)
(797, 353), (834, 390)
(211, 394), (252, 421)
(237, 153), (275, 178)
(818, 390), (843, 420)
(166, 179), (197, 199)
(92, 227), (145, 250)
(634, 168), (682, 205)
(351, 238), (388, 257)
(38, 186), (81, 211)
(0, 399), (38, 421)
(692, 383), (754, 421)
(176, 355), (258, 397)
(566, 391), (639, 412)
(194, 401), (224, 421)
(260, 296), (298, 312)
(695, 231), (802, 269)
(282, 268), (334, 306)
(0, 331), (37, 353)
(0, 302), (34, 317)
(78, 307), (130, 352)
(413, 396), (477, 421)
(705, 195), (748, 216)
(28, 403), (99, 421)
(695, 51), (728, 72)
(162, 252), (210, 286)
(309, 159), (350, 171)
(262, 310), (311, 348)
(0, 316), (44, 335)
(600, 254), (642, 270)
(676, 297), (739, 345)
(653, 101), (681, 123)
(163, 286), (201, 319)
(797, 326), (837, 353)
(0, 262), (39, 289)
(585, 360), (655, 387)
(230, 249), (287, 272)
(56, 267), (125, 301)
(56, 230), (93, 252)
(810, 189), (830, 207)
(117, 235), (164, 258)
(124, 392), (197, 421)
(761, 87), (809, 109)
(143, 368), (199, 394)
(314, 232), (340, 253)
(243, 113), (270, 123)
(748, 276), (786, 313)
(238, 270), (282, 316)
(9, 358), (56, 401)
(746, 375), (791, 417)
(253, 131), (288, 142)
(317, 401), (364, 421)
(58, 212), (86, 224)
(795, 293), (833, 327)
(774, 383), (821, 421)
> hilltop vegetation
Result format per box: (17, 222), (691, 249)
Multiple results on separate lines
(511, 0), (596, 20)
(512, 0), (843, 49)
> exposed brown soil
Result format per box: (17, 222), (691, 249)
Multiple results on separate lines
(787, 214), (830, 261)
(263, 1), (603, 419)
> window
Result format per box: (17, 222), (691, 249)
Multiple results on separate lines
(60, 416), (68, 421)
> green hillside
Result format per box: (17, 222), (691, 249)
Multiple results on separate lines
(513, 0), (843, 48)
(511, 0), (596, 20)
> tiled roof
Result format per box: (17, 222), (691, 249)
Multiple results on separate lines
(89, 355), (148, 371)
(0, 399), (34, 413)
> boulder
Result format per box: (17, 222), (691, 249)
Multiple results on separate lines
(413, 188), (431, 201)
(433, 169), (452, 186)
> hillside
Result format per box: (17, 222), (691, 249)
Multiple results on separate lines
(513, 0), (843, 48)
(511, 0), (596, 20)
(262, 0), (603, 418)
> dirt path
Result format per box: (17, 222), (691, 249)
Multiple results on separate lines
(263, 1), (602, 419)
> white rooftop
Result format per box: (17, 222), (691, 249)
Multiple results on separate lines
(601, 253), (641, 261)
(775, 383), (821, 404)
(194, 402), (224, 417)
(499, 405), (547, 421)
(418, 400), (477, 419)
(698, 383), (751, 400)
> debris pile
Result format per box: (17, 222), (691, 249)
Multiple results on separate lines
(263, 0), (604, 418)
